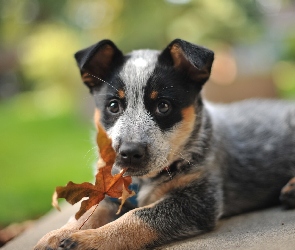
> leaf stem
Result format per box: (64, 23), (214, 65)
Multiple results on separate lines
(79, 204), (99, 230)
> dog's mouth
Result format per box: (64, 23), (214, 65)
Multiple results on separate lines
(112, 161), (162, 177)
(116, 164), (150, 177)
(115, 162), (171, 178)
(124, 168), (150, 177)
(112, 155), (150, 176)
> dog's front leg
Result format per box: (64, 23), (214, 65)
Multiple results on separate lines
(59, 177), (219, 250)
(34, 199), (122, 250)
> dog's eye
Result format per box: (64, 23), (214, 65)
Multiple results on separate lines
(107, 100), (120, 114)
(156, 100), (171, 115)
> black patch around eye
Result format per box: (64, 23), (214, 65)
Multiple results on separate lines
(144, 64), (199, 131)
(102, 97), (125, 130)
(93, 74), (126, 130)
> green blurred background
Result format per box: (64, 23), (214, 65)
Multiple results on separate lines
(0, 0), (295, 230)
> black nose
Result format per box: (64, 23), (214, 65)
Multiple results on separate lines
(119, 142), (146, 165)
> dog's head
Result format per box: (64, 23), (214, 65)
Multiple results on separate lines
(75, 39), (214, 177)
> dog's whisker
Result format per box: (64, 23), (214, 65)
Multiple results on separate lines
(168, 148), (191, 165)
(161, 158), (169, 169)
(165, 167), (173, 180)
(157, 158), (173, 179)
(83, 146), (98, 159)
(85, 155), (99, 168)
(87, 73), (119, 92)
(83, 146), (99, 167)
(178, 152), (191, 165)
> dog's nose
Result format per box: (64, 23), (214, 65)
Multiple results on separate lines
(119, 142), (146, 165)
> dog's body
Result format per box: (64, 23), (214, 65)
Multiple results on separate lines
(35, 39), (295, 250)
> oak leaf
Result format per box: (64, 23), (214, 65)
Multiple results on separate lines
(52, 123), (135, 220)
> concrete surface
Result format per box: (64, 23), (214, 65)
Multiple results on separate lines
(2, 204), (295, 250)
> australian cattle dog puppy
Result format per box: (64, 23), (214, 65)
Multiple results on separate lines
(35, 39), (295, 250)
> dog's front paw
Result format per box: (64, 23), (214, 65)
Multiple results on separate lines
(34, 228), (78, 250)
(58, 230), (103, 250)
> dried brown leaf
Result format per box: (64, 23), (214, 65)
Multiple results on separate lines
(52, 123), (134, 220)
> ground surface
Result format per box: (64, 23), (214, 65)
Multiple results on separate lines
(2, 203), (295, 250)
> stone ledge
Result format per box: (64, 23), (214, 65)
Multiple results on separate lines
(2, 204), (295, 250)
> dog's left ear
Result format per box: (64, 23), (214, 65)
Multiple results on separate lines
(74, 39), (124, 93)
(159, 39), (214, 85)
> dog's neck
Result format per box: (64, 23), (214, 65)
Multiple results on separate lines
(177, 97), (212, 165)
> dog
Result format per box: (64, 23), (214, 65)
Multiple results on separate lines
(35, 39), (295, 250)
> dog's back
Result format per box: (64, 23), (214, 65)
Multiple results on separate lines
(206, 99), (295, 216)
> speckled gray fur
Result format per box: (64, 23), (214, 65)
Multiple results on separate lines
(205, 99), (295, 216)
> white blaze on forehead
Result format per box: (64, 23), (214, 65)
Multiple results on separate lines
(132, 57), (148, 68)
(119, 49), (159, 87)
(115, 50), (159, 140)
(118, 49), (159, 120)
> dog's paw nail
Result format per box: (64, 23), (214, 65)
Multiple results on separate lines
(58, 238), (77, 250)
(59, 239), (66, 248)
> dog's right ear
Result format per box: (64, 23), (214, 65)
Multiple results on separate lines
(74, 39), (124, 93)
(159, 39), (214, 86)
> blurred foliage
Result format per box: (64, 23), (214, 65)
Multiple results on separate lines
(0, 0), (295, 227)
(109, 0), (264, 50)
(0, 101), (94, 226)
(273, 28), (295, 98)
(273, 61), (295, 98)
(0, 0), (287, 106)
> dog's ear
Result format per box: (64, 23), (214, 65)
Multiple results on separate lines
(74, 39), (124, 93)
(159, 39), (214, 85)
